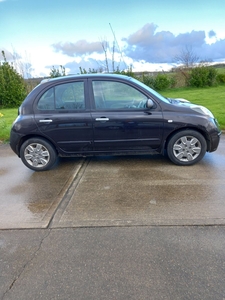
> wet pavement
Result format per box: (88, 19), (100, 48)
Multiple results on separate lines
(0, 146), (84, 229)
(0, 136), (225, 300)
(0, 134), (224, 229)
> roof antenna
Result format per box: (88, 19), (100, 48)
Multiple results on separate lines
(109, 23), (127, 70)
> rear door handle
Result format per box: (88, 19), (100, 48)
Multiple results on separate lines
(95, 118), (109, 121)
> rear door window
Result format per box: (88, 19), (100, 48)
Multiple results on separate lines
(37, 81), (85, 110)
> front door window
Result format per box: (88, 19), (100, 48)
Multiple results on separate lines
(91, 80), (163, 151)
(92, 80), (148, 110)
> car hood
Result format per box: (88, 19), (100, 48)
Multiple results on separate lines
(168, 98), (215, 118)
(169, 98), (190, 104)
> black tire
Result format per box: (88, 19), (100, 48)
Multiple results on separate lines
(20, 138), (57, 171)
(167, 130), (207, 166)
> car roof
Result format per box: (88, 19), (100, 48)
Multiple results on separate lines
(40, 73), (131, 85)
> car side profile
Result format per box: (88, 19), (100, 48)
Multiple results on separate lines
(10, 74), (221, 171)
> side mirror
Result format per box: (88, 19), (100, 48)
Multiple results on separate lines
(146, 99), (154, 109)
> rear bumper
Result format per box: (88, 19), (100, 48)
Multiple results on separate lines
(10, 130), (23, 156)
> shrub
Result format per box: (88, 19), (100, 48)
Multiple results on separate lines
(140, 73), (155, 89)
(138, 73), (173, 90)
(169, 74), (177, 88)
(216, 73), (225, 84)
(188, 66), (217, 87)
(50, 65), (66, 77)
(115, 66), (137, 78)
(153, 74), (171, 90)
(207, 67), (218, 86)
(171, 68), (190, 88)
(0, 51), (27, 108)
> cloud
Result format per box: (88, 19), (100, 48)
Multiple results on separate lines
(208, 30), (216, 38)
(123, 23), (159, 46)
(123, 23), (208, 63)
(121, 23), (225, 64)
(65, 58), (102, 74)
(52, 40), (103, 56)
(5, 22), (224, 78)
(201, 39), (225, 60)
(50, 23), (225, 72)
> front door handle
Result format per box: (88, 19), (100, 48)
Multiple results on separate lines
(39, 119), (53, 123)
(95, 118), (109, 121)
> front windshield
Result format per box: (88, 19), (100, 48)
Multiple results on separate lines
(130, 77), (170, 103)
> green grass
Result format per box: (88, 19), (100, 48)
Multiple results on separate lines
(161, 85), (225, 129)
(216, 67), (225, 74)
(0, 85), (224, 142)
(0, 108), (18, 142)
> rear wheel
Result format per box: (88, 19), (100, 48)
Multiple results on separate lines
(167, 130), (207, 166)
(20, 138), (57, 171)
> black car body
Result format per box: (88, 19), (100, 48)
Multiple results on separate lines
(10, 74), (221, 171)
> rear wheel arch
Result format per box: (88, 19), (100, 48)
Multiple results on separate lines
(18, 135), (58, 156)
(19, 136), (58, 171)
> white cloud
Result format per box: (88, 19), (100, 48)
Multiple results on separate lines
(123, 23), (225, 64)
(52, 40), (103, 56)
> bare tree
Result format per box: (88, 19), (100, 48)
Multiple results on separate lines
(100, 39), (109, 73)
(111, 40), (115, 72)
(174, 46), (199, 67)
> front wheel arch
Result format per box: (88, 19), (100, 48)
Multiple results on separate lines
(166, 130), (207, 166)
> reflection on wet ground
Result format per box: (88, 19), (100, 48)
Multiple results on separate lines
(0, 135), (225, 229)
(0, 146), (84, 228)
(51, 150), (225, 227)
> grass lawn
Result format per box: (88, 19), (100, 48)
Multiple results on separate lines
(162, 85), (225, 129)
(0, 108), (18, 142)
(0, 85), (224, 142)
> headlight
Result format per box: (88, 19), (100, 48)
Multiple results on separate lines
(190, 105), (214, 118)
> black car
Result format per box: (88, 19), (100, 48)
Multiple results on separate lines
(10, 74), (221, 171)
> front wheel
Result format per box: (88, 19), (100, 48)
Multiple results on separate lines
(167, 130), (207, 166)
(20, 138), (57, 171)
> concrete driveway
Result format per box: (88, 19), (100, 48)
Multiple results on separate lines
(1, 136), (225, 300)
(0, 134), (224, 229)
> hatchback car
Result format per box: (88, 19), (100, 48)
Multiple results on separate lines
(10, 74), (221, 171)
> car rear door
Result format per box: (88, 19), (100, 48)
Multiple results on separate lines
(89, 79), (164, 152)
(34, 79), (93, 153)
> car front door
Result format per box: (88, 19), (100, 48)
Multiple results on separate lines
(34, 80), (93, 153)
(90, 79), (164, 153)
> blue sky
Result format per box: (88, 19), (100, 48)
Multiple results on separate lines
(1, 0), (225, 77)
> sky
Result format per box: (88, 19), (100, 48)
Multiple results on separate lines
(1, 0), (225, 77)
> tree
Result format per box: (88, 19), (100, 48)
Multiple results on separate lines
(174, 46), (199, 67)
(0, 51), (27, 107)
(99, 35), (127, 73)
(100, 39), (110, 73)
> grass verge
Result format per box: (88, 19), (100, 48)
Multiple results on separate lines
(0, 108), (18, 143)
(162, 85), (225, 129)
